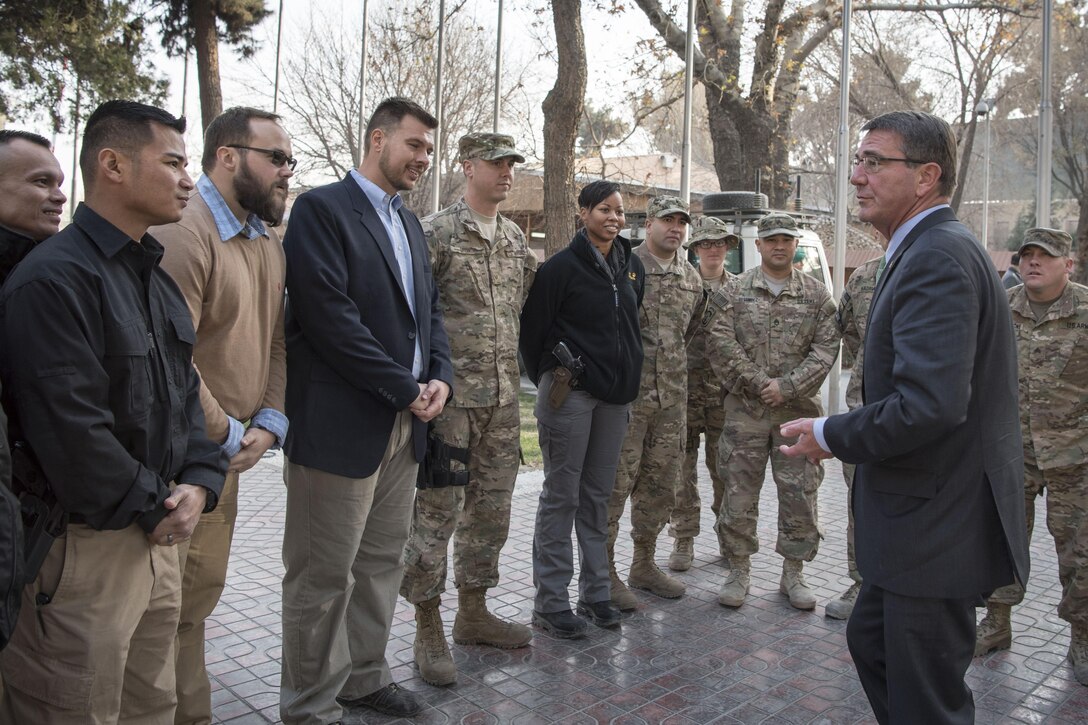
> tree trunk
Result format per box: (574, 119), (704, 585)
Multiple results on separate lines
(191, 0), (222, 132)
(704, 93), (789, 206)
(541, 0), (586, 259)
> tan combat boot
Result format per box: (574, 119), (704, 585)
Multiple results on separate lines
(452, 586), (532, 649)
(825, 581), (861, 620)
(413, 596), (457, 686)
(1067, 622), (1088, 685)
(780, 559), (816, 610)
(629, 541), (686, 599)
(974, 603), (1012, 657)
(718, 556), (750, 607)
(608, 541), (639, 611)
(668, 537), (694, 572)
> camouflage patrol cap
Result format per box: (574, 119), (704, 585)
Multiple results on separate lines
(1019, 227), (1072, 258)
(457, 132), (525, 163)
(757, 212), (801, 239)
(685, 216), (740, 248)
(646, 195), (691, 222)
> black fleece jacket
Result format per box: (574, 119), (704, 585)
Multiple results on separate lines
(520, 228), (645, 405)
(0, 226), (36, 289)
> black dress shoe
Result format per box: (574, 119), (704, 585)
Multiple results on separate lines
(532, 609), (588, 639)
(576, 599), (622, 628)
(337, 682), (423, 717)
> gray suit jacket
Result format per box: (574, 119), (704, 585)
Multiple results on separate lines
(824, 207), (1029, 598)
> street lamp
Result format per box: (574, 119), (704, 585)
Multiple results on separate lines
(974, 98), (996, 248)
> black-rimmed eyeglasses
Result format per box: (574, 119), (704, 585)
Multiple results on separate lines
(852, 155), (927, 173)
(228, 145), (297, 171)
(694, 239), (732, 249)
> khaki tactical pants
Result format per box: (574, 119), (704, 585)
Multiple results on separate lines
(0, 525), (182, 725)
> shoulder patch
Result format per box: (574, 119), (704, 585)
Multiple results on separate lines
(629, 271), (638, 281)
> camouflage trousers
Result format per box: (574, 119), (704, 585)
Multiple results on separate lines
(715, 400), (824, 562)
(399, 401), (520, 604)
(607, 398), (685, 548)
(987, 459), (1088, 627)
(842, 462), (861, 583)
(669, 389), (726, 541)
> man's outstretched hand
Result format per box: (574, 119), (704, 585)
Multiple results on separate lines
(779, 418), (834, 464)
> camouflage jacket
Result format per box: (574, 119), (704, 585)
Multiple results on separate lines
(633, 244), (704, 411)
(687, 270), (736, 403)
(709, 266), (839, 418)
(839, 256), (882, 411)
(423, 199), (537, 407)
(1008, 281), (1088, 469)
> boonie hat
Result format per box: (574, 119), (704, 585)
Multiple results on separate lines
(1018, 227), (1072, 258)
(757, 212), (801, 239)
(646, 195), (691, 223)
(686, 216), (740, 248)
(458, 132), (526, 163)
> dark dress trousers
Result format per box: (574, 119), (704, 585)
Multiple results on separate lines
(282, 175), (453, 476)
(823, 207), (1029, 724)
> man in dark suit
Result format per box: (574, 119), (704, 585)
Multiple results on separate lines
(780, 110), (1029, 724)
(279, 97), (453, 725)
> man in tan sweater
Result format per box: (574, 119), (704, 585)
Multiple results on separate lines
(151, 107), (291, 725)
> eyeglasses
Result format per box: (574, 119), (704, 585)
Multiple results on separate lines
(227, 145), (297, 171)
(694, 239), (732, 249)
(852, 155), (927, 173)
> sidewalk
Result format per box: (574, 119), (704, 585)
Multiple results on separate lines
(207, 450), (1085, 724)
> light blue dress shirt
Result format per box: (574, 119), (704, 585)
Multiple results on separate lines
(349, 169), (423, 379)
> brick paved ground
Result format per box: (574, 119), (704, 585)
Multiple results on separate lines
(207, 400), (1086, 723)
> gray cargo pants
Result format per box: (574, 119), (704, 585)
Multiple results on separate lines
(532, 370), (630, 613)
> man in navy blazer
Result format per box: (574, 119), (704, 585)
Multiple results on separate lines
(781, 111), (1029, 724)
(279, 97), (453, 724)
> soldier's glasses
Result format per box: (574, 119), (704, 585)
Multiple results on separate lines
(852, 155), (926, 173)
(228, 145), (298, 171)
(694, 239), (731, 249)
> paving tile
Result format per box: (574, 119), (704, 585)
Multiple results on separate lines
(208, 445), (1081, 723)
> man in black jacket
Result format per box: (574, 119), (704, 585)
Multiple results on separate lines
(0, 129), (65, 658)
(0, 130), (67, 286)
(0, 385), (18, 653)
(0, 101), (226, 724)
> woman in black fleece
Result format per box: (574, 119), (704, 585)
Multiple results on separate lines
(519, 180), (645, 638)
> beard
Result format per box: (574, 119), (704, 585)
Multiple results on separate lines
(234, 161), (287, 225)
(378, 151), (417, 192)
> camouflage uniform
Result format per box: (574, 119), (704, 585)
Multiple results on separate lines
(669, 271), (732, 542)
(607, 216), (703, 563)
(399, 197), (537, 604)
(837, 256), (882, 583)
(708, 265), (839, 563)
(669, 216), (740, 547)
(986, 278), (1088, 628)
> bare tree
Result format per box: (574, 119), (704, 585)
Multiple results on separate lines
(628, 0), (1031, 207)
(275, 0), (531, 212)
(542, 0), (587, 257)
(1001, 1), (1088, 283)
(637, 82), (714, 167)
(792, 13), (941, 210)
(915, 6), (1030, 209)
(791, 6), (1030, 219)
